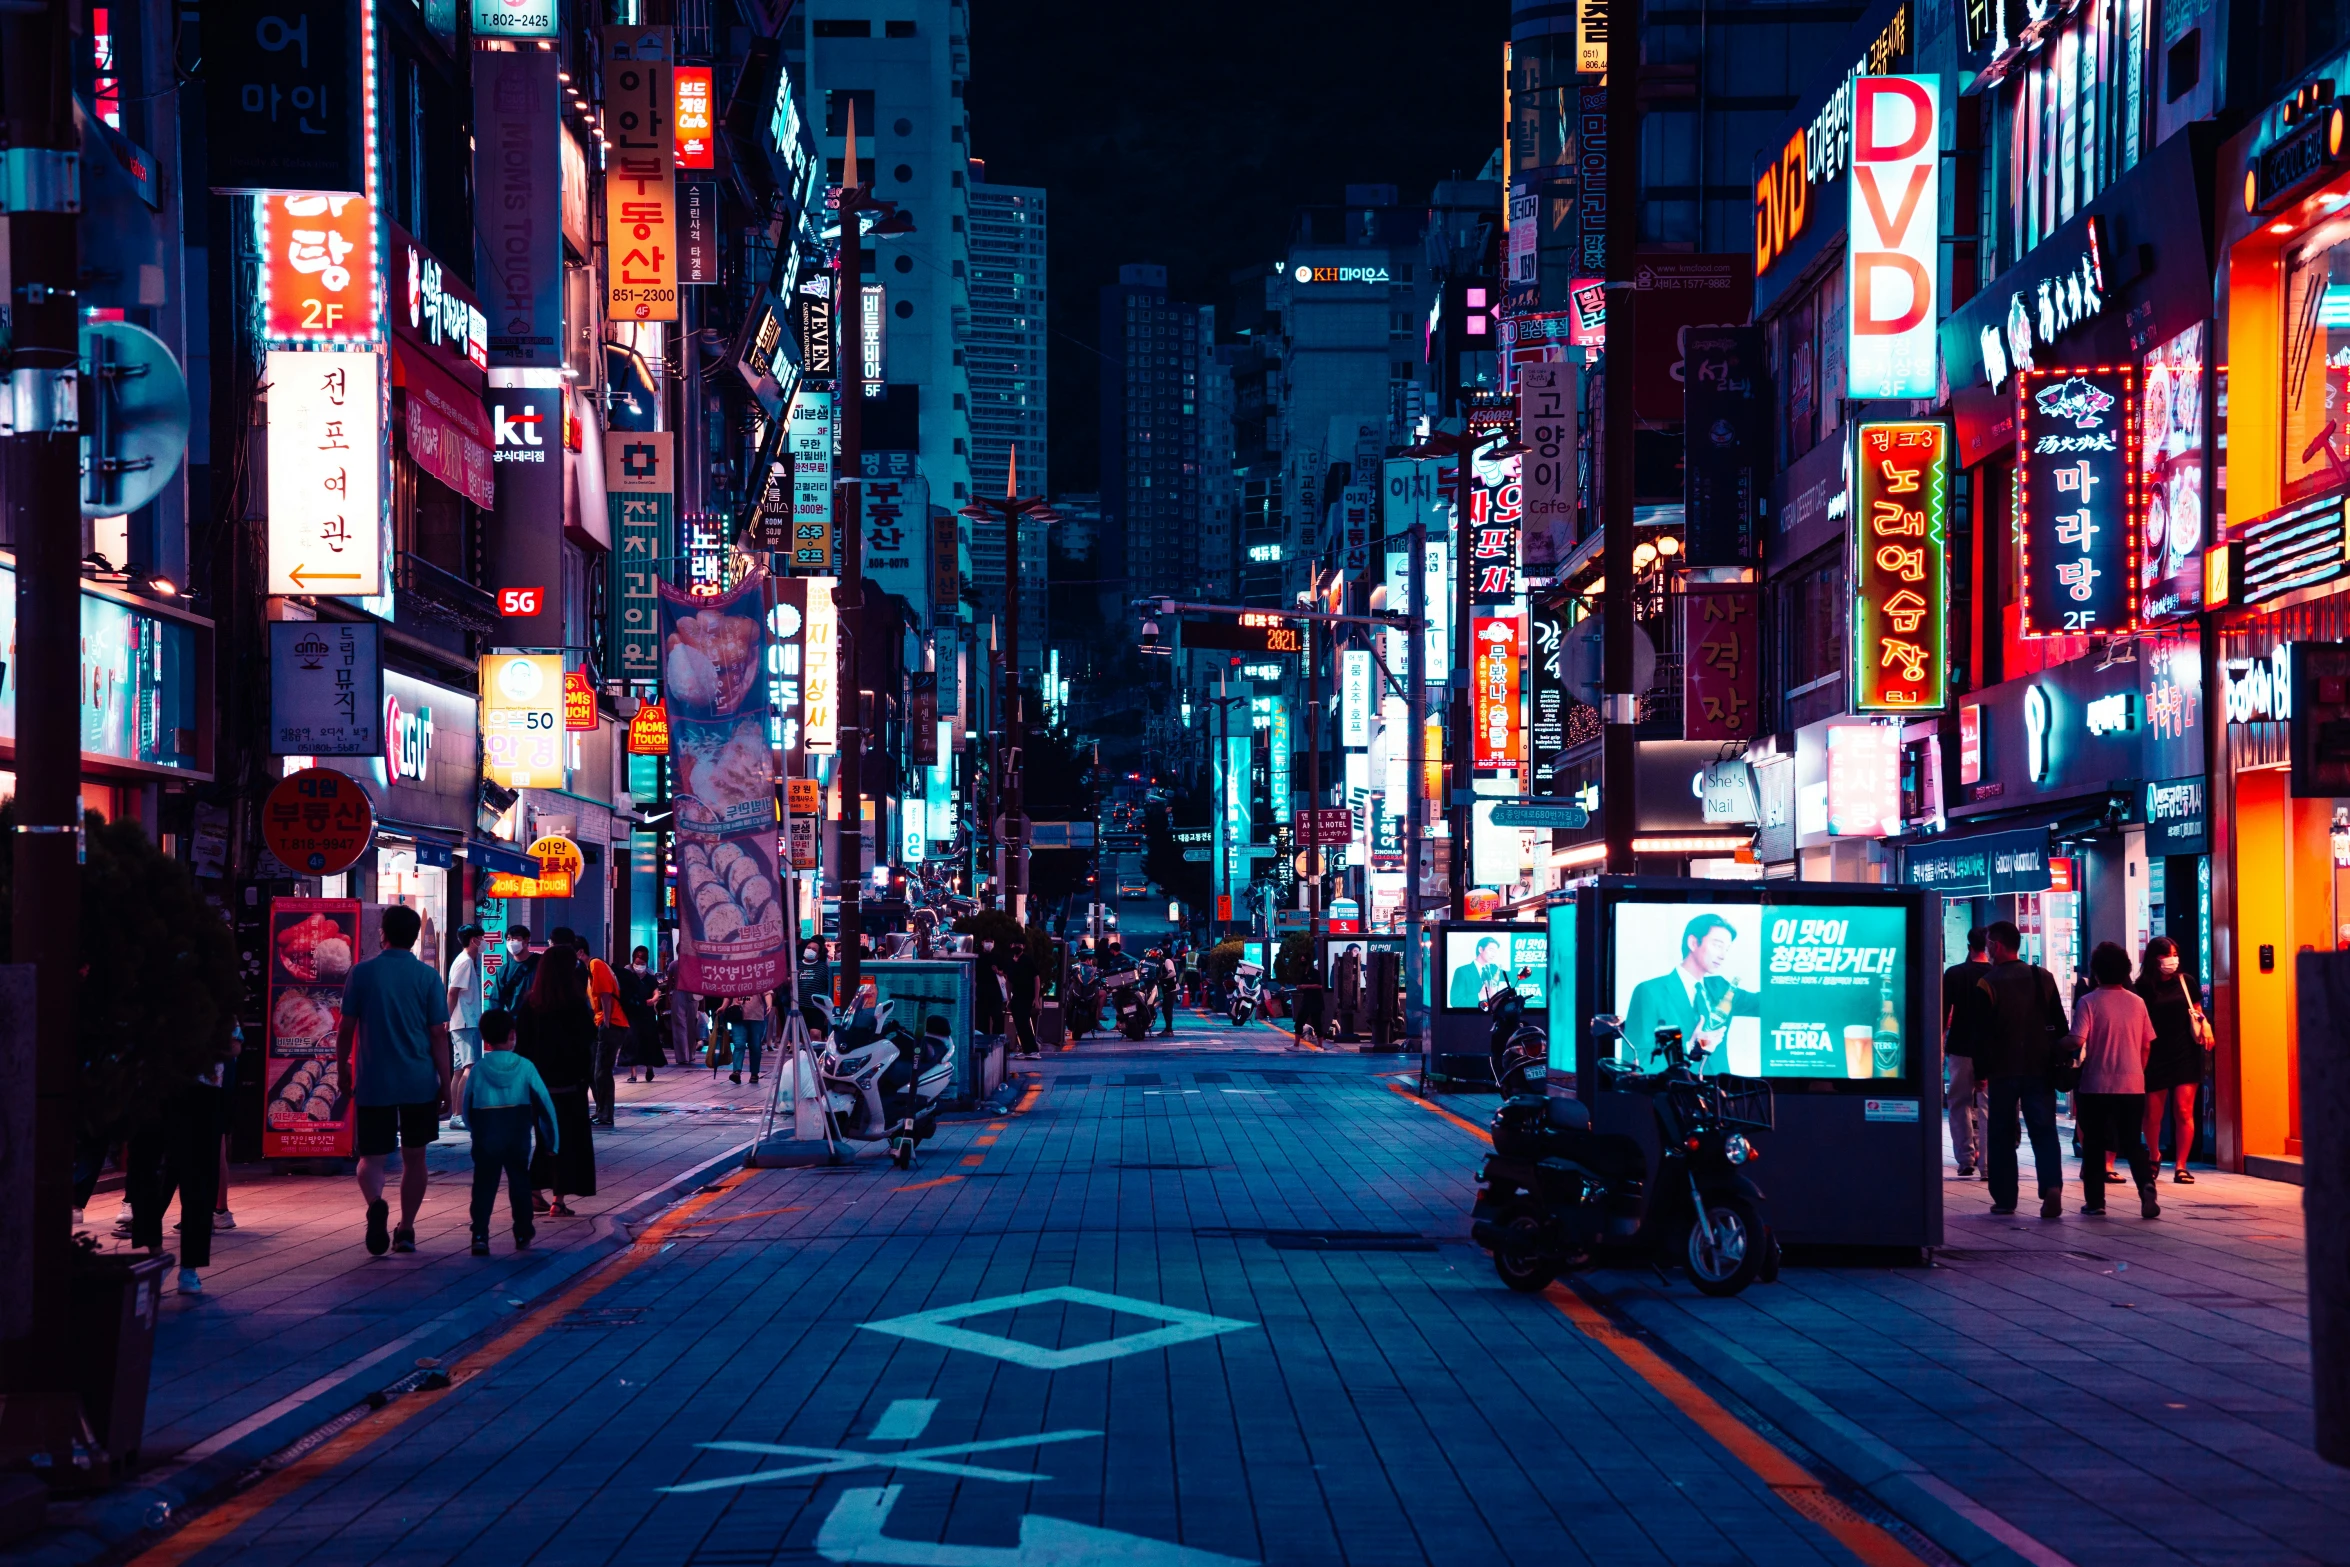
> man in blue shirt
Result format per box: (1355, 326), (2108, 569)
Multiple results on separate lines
(337, 904), (453, 1256)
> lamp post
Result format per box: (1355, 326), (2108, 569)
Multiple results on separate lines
(959, 453), (1051, 924)
(831, 106), (913, 1003)
(1603, 0), (1644, 873)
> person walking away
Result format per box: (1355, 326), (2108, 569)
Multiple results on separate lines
(459, 1008), (557, 1254)
(2070, 941), (2161, 1218)
(732, 989), (771, 1084)
(211, 1022), (244, 1233)
(1335, 944), (1364, 1042)
(1009, 938), (1041, 1057)
(487, 924), (536, 1014)
(584, 937), (628, 1127)
(445, 925), (486, 1130)
(1158, 949), (1179, 1036)
(127, 1036), (235, 1295)
(336, 904), (453, 1255)
(515, 942), (598, 1215)
(2137, 936), (2209, 1183)
(622, 946), (661, 1082)
(1973, 920), (2069, 1219)
(1943, 927), (1991, 1177)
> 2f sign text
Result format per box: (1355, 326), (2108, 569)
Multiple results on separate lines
(1846, 75), (1938, 401)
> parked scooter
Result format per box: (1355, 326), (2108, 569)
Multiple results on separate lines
(1471, 1013), (1779, 1298)
(1228, 960), (1264, 1025)
(1484, 968), (1549, 1092)
(1064, 962), (1104, 1041)
(1112, 968), (1157, 1040)
(803, 995), (957, 1168)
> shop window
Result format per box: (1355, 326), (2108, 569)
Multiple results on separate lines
(814, 19), (871, 37)
(2165, 31), (2199, 102)
(2281, 217), (2350, 503)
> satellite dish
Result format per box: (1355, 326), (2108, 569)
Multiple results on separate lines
(1560, 615), (1656, 709)
(80, 320), (189, 519)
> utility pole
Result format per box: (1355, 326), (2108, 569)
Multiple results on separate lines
(1602, 0), (1644, 873)
(0, 0), (89, 1464)
(1403, 521), (1429, 1045)
(1449, 445), (1474, 917)
(960, 455), (1041, 924)
(1305, 589), (1324, 1012)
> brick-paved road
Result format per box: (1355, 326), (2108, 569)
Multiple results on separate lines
(90, 1009), (2350, 1567)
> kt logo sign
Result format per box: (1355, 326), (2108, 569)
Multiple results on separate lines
(492, 400), (550, 464)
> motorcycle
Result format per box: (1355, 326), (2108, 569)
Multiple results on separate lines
(1470, 1013), (1779, 1299)
(1113, 968), (1157, 1040)
(803, 995), (958, 1168)
(1484, 968), (1549, 1092)
(1063, 962), (1103, 1041)
(1228, 960), (1264, 1026)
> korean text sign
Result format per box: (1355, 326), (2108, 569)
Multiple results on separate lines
(604, 28), (678, 322)
(1683, 584), (1761, 738)
(1845, 75), (1938, 400)
(790, 390), (836, 571)
(1850, 421), (1949, 710)
(260, 192), (377, 341)
(1469, 449), (1522, 604)
(1472, 612), (1524, 769)
(266, 348), (383, 596)
(479, 653), (565, 788)
(269, 620), (382, 756)
(2019, 366), (2139, 636)
(606, 431), (674, 685)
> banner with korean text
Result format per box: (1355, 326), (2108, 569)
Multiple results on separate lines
(606, 430), (673, 686)
(604, 28), (678, 322)
(2018, 366), (2139, 637)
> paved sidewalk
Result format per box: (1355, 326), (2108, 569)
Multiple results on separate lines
(28, 1068), (774, 1566)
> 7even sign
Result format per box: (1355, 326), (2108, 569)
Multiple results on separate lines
(1846, 76), (1938, 401)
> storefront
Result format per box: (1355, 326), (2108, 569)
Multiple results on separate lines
(2210, 53), (2350, 1178)
(317, 668), (481, 968)
(0, 559), (213, 829)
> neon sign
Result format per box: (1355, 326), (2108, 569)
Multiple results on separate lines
(2018, 365), (2139, 638)
(1849, 420), (1948, 711)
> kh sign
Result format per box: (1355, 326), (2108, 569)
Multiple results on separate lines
(1849, 421), (1948, 711)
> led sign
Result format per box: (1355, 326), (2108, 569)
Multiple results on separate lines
(2018, 365), (2139, 637)
(1185, 616), (1305, 655)
(260, 192), (379, 342)
(266, 348), (384, 596)
(1976, 219), (2107, 391)
(2085, 692), (2137, 734)
(2247, 100), (2347, 215)
(2237, 493), (2350, 608)
(1292, 264), (1392, 285)
(1472, 614), (1523, 769)
(674, 64), (714, 169)
(1846, 75), (1939, 400)
(1849, 420), (1948, 711)
(2222, 644), (2294, 725)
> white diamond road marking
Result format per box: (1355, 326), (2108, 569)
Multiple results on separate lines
(859, 1287), (1257, 1371)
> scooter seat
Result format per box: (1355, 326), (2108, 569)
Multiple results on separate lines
(1551, 1128), (1648, 1182)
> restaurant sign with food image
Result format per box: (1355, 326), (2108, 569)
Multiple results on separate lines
(661, 567), (787, 994)
(266, 898), (359, 1157)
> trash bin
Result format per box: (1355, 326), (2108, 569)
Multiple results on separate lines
(1037, 1001), (1065, 1049)
(70, 1249), (171, 1472)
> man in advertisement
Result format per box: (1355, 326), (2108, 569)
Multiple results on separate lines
(1621, 912), (1760, 1067)
(1448, 934), (1507, 1008)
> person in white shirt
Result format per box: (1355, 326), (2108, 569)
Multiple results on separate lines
(446, 925), (486, 1128)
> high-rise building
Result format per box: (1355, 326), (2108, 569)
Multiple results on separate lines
(1099, 265), (1214, 602)
(966, 173), (1047, 504)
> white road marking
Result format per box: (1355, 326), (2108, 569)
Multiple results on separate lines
(660, 1431), (1100, 1494)
(867, 1398), (939, 1441)
(859, 1286), (1255, 1371)
(816, 1484), (1259, 1566)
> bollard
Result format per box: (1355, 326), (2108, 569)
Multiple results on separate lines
(2300, 950), (2350, 1466)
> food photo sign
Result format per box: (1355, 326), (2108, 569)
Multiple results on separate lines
(265, 898), (358, 1157)
(660, 568), (787, 995)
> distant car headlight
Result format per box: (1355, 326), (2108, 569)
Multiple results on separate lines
(1724, 1133), (1756, 1165)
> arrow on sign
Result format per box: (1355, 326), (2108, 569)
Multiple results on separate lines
(286, 565), (365, 588)
(817, 1485), (1259, 1567)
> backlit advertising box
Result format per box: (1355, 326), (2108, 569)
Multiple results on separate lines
(1849, 420), (1948, 711)
(2019, 364), (2139, 636)
(1845, 75), (1939, 400)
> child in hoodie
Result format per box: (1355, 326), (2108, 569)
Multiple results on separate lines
(462, 1008), (557, 1254)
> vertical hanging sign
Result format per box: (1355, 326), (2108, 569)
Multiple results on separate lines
(604, 28), (678, 323)
(2018, 366), (2140, 637)
(1517, 363), (1574, 571)
(606, 430), (673, 686)
(1468, 450), (1522, 603)
(266, 348), (385, 595)
(1683, 584), (1762, 737)
(1846, 75), (1940, 400)
(1472, 612), (1525, 769)
(673, 63), (714, 168)
(474, 48), (562, 367)
(1850, 420), (1950, 711)
(789, 389), (836, 572)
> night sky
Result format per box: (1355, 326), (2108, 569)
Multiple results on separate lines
(966, 0), (1510, 497)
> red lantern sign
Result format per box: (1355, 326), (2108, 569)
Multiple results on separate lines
(626, 699), (671, 755)
(1850, 420), (1950, 712)
(564, 668), (598, 731)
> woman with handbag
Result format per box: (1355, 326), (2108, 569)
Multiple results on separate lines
(2068, 941), (2160, 1218)
(515, 943), (599, 1216)
(2138, 936), (2210, 1183)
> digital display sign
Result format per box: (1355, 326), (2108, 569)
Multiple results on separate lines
(1442, 928), (1547, 1012)
(1608, 901), (1908, 1080)
(1183, 614), (1304, 655)
(1849, 420), (1948, 711)
(2019, 365), (2139, 637)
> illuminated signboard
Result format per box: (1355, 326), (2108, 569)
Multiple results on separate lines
(266, 348), (384, 596)
(1825, 723), (1900, 837)
(1752, 1), (1913, 278)
(1291, 263), (1393, 285)
(2018, 365), (2139, 637)
(479, 653), (564, 788)
(1469, 449), (1523, 603)
(604, 29), (678, 323)
(1845, 75), (1939, 400)
(1472, 612), (1524, 769)
(674, 64), (714, 169)
(2237, 493), (2350, 608)
(802, 575), (839, 752)
(259, 192), (379, 342)
(1849, 420), (1948, 711)
(789, 390), (835, 572)
(1341, 648), (1373, 746)
(471, 0), (556, 38)
(626, 700), (671, 755)
(563, 667), (598, 731)
(1184, 613), (1305, 655)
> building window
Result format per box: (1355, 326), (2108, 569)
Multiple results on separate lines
(825, 89), (875, 136)
(953, 438), (967, 454)
(885, 19), (916, 36)
(813, 18), (871, 36)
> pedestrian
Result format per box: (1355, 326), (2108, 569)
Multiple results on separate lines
(1008, 937), (1041, 1057)
(1158, 948), (1179, 1036)
(445, 924), (486, 1130)
(126, 1035), (236, 1295)
(974, 936), (1009, 1063)
(661, 952), (699, 1066)
(2137, 935), (2210, 1184)
(731, 988), (770, 1085)
(515, 941), (598, 1215)
(1972, 920), (2069, 1219)
(584, 936), (628, 1127)
(335, 903), (454, 1256)
(1942, 926), (1991, 1177)
(458, 1008), (555, 1255)
(487, 923), (535, 1014)
(211, 1031), (240, 1233)
(622, 946), (661, 1082)
(2069, 940), (2161, 1218)
(1334, 944), (1364, 1042)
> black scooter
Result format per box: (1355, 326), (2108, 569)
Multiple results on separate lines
(1115, 968), (1158, 1040)
(1471, 1013), (1779, 1298)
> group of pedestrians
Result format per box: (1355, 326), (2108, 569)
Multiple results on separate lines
(1944, 921), (2213, 1220)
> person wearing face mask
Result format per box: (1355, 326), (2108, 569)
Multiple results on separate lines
(621, 946), (661, 1082)
(488, 925), (538, 1015)
(2137, 936), (2211, 1183)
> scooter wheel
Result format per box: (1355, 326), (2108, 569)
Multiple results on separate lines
(1684, 1194), (1768, 1297)
(1491, 1212), (1560, 1294)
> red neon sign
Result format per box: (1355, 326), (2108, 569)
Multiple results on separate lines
(1471, 612), (1523, 768)
(498, 587), (545, 617)
(674, 65), (714, 169)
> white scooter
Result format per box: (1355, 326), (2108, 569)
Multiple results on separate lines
(1229, 961), (1264, 1026)
(803, 996), (958, 1167)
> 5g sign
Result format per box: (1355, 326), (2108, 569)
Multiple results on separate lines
(499, 587), (545, 617)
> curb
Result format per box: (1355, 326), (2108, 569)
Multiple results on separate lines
(21, 1140), (751, 1567)
(1610, 1293), (2068, 1567)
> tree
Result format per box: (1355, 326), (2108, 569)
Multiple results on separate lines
(0, 808), (242, 1146)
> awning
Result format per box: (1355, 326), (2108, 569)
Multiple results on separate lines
(1899, 826), (2052, 898)
(465, 839), (538, 876)
(393, 342), (494, 508)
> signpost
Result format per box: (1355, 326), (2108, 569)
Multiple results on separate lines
(1487, 801), (1591, 830)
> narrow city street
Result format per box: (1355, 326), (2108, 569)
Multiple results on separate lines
(29, 1007), (2332, 1567)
